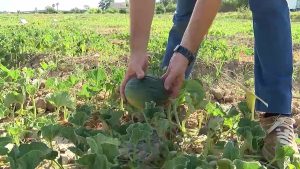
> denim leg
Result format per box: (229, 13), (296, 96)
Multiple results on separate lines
(250, 0), (293, 114)
(161, 0), (197, 78)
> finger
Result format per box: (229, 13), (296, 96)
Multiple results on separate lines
(170, 78), (183, 98)
(161, 67), (170, 81)
(135, 67), (145, 79)
(120, 81), (126, 100)
(120, 75), (132, 100)
(164, 72), (176, 91)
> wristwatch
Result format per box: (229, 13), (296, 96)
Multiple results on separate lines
(173, 45), (196, 66)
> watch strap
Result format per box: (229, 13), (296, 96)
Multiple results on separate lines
(173, 45), (195, 65)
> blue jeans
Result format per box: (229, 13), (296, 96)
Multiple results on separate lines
(161, 0), (293, 114)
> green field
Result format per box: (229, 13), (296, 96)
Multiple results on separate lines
(0, 13), (300, 169)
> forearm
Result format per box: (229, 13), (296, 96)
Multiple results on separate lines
(129, 0), (155, 55)
(181, 0), (221, 53)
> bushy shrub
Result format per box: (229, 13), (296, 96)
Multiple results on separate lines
(45, 6), (57, 14)
(165, 3), (176, 13)
(236, 7), (251, 19)
(87, 8), (101, 14)
(105, 8), (118, 14)
(119, 8), (128, 14)
(156, 3), (166, 14)
(219, 0), (248, 12)
(70, 7), (83, 13)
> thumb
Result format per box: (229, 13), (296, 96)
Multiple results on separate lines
(164, 73), (176, 91)
(136, 67), (145, 79)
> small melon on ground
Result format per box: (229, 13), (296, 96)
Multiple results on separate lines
(125, 76), (169, 110)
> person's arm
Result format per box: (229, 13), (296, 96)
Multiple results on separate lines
(120, 0), (155, 99)
(181, 0), (221, 53)
(130, 0), (155, 55)
(163, 0), (221, 97)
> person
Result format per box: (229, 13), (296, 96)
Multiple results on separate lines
(120, 0), (299, 162)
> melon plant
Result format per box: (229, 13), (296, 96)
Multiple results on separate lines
(125, 76), (169, 110)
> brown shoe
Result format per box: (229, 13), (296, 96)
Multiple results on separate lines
(260, 116), (299, 161)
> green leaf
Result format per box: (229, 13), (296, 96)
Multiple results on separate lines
(0, 64), (20, 81)
(78, 84), (92, 98)
(251, 125), (266, 139)
(22, 67), (35, 79)
(69, 105), (93, 126)
(9, 70), (21, 81)
(217, 158), (235, 169)
(275, 145), (296, 160)
(154, 118), (170, 138)
(184, 80), (205, 104)
(86, 133), (120, 163)
(226, 106), (239, 118)
(236, 127), (253, 142)
(86, 68), (107, 88)
(237, 118), (252, 127)
(99, 108), (123, 130)
(40, 62), (49, 70)
(0, 77), (5, 86)
(208, 117), (224, 132)
(238, 102), (251, 119)
(57, 79), (75, 91)
(67, 75), (78, 85)
(233, 159), (265, 169)
(8, 142), (58, 169)
(223, 141), (240, 161)
(288, 164), (296, 169)
(46, 91), (75, 109)
(0, 103), (9, 118)
(41, 124), (61, 143)
(101, 144), (120, 164)
(125, 123), (153, 145)
(206, 102), (225, 117)
(45, 77), (59, 90)
(114, 123), (132, 135)
(291, 156), (300, 169)
(237, 118), (265, 139)
(224, 116), (235, 129)
(144, 101), (164, 119)
(162, 154), (190, 169)
(0, 137), (12, 155)
(58, 126), (77, 144)
(25, 83), (39, 96)
(186, 154), (205, 169)
(0, 63), (10, 73)
(4, 91), (26, 107)
(69, 146), (85, 156)
(74, 127), (102, 145)
(237, 118), (265, 152)
(76, 154), (111, 169)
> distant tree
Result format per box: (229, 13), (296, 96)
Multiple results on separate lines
(237, 0), (248, 7)
(70, 7), (81, 13)
(45, 6), (57, 13)
(35, 7), (38, 13)
(161, 0), (171, 7)
(56, 2), (59, 11)
(84, 5), (90, 10)
(87, 8), (101, 13)
(158, 0), (176, 13)
(99, 0), (114, 11)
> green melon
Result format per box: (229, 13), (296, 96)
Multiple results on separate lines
(125, 76), (169, 110)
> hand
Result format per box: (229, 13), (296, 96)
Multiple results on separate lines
(162, 53), (189, 98)
(120, 53), (149, 100)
